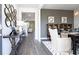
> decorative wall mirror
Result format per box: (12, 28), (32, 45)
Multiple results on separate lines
(4, 4), (17, 27)
(5, 18), (11, 27)
(10, 5), (14, 12)
(48, 16), (54, 23)
(11, 19), (16, 27)
(4, 4), (10, 9)
(4, 8), (11, 18)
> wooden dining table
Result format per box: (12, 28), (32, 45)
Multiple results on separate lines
(68, 32), (79, 55)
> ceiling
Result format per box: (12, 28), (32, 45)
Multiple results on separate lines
(18, 4), (79, 21)
(16, 4), (42, 9)
(42, 4), (79, 10)
(16, 4), (79, 10)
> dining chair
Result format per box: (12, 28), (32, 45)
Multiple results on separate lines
(49, 28), (71, 55)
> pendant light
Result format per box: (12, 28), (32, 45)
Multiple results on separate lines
(74, 8), (79, 16)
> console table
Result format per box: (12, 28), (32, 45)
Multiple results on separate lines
(3, 34), (26, 55)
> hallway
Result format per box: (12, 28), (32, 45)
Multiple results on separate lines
(17, 32), (48, 55)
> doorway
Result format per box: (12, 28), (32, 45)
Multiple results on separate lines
(22, 12), (35, 36)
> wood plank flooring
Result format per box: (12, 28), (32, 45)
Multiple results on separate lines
(17, 32), (48, 55)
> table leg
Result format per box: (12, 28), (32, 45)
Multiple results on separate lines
(12, 38), (16, 55)
(73, 37), (76, 55)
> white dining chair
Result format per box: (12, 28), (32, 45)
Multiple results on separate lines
(49, 28), (71, 55)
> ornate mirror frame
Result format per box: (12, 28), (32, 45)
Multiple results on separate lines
(4, 4), (17, 27)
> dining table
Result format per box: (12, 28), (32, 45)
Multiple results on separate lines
(68, 32), (79, 55)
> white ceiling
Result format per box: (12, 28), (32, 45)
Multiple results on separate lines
(16, 4), (79, 10)
(42, 4), (79, 10)
(17, 4), (79, 21)
(16, 4), (42, 9)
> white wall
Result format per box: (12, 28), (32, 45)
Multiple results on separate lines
(2, 4), (12, 55)
(17, 7), (41, 42)
(2, 4), (17, 55)
(2, 5), (41, 55)
(74, 8), (79, 28)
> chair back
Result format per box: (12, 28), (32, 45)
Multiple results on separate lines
(49, 28), (59, 51)
(49, 28), (71, 54)
(49, 28), (58, 40)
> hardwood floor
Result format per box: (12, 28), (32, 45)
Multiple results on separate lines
(17, 32), (48, 55)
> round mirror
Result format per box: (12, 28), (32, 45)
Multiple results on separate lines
(4, 4), (10, 8)
(4, 8), (11, 20)
(4, 4), (16, 27)
(11, 19), (16, 27)
(10, 5), (14, 13)
(5, 18), (11, 27)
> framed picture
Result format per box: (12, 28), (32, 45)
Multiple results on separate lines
(61, 17), (67, 23)
(48, 16), (54, 23)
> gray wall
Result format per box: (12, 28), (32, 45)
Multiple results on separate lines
(41, 9), (74, 38)
(0, 4), (2, 55)
(74, 9), (79, 28)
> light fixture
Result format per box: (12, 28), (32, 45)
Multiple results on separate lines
(74, 8), (79, 16)
(74, 11), (79, 16)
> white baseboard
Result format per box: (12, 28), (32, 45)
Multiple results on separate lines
(41, 37), (48, 40)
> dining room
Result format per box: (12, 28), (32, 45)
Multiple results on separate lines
(41, 4), (79, 55)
